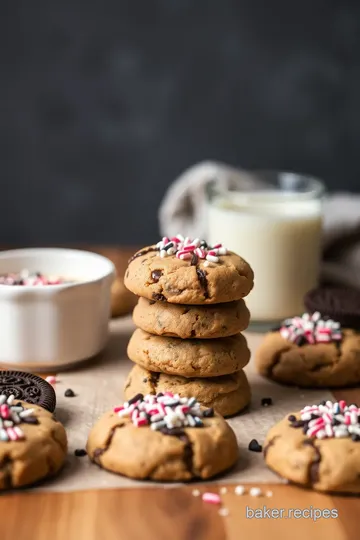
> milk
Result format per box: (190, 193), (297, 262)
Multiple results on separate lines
(207, 192), (322, 322)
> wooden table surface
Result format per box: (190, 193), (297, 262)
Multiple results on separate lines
(1, 246), (360, 540)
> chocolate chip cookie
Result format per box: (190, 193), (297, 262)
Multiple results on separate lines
(124, 364), (251, 417)
(133, 297), (250, 339)
(0, 396), (67, 490)
(264, 401), (360, 493)
(87, 393), (238, 481)
(124, 237), (254, 304)
(127, 328), (250, 378)
(255, 318), (360, 388)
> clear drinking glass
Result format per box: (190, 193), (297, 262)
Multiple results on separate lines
(206, 171), (325, 330)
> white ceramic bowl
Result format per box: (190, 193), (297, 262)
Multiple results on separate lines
(0, 248), (115, 371)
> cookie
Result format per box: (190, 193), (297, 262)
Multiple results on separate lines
(304, 287), (360, 330)
(87, 393), (238, 481)
(127, 328), (250, 378)
(0, 395), (67, 490)
(124, 365), (251, 417)
(124, 236), (254, 305)
(133, 297), (250, 339)
(0, 371), (56, 412)
(256, 320), (360, 387)
(111, 276), (137, 318)
(264, 400), (360, 493)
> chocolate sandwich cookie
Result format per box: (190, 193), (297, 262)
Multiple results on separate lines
(304, 287), (360, 330)
(87, 393), (238, 481)
(264, 400), (360, 493)
(0, 371), (56, 412)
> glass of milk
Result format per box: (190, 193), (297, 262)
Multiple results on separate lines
(206, 171), (324, 328)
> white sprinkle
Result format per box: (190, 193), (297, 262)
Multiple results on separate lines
(218, 508), (229, 517)
(266, 490), (273, 497)
(192, 489), (200, 497)
(160, 249), (167, 258)
(249, 487), (262, 497)
(220, 487), (227, 494)
(235, 485), (245, 495)
(206, 254), (219, 263)
(6, 394), (15, 405)
(203, 261), (210, 267)
(19, 408), (35, 418)
(0, 395), (7, 405)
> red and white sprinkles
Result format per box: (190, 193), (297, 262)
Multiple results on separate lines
(114, 393), (213, 431)
(280, 312), (342, 345)
(0, 394), (38, 442)
(288, 400), (360, 441)
(156, 235), (227, 266)
(0, 270), (68, 286)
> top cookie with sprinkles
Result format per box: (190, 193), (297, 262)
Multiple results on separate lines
(124, 235), (254, 304)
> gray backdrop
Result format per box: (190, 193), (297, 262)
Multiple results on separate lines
(2, 0), (360, 245)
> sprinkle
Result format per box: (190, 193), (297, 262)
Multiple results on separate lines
(235, 485), (245, 495)
(154, 237), (228, 265)
(192, 489), (200, 497)
(291, 400), (360, 441)
(45, 376), (57, 385)
(0, 393), (36, 442)
(279, 312), (342, 345)
(249, 487), (262, 497)
(202, 492), (221, 505)
(220, 487), (227, 494)
(0, 271), (69, 286)
(218, 508), (229, 517)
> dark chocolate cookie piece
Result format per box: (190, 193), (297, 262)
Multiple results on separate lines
(0, 371), (56, 412)
(304, 287), (360, 330)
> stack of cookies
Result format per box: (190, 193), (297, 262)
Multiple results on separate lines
(123, 236), (254, 417)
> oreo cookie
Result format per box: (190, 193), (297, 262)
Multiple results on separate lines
(0, 371), (56, 412)
(304, 287), (360, 330)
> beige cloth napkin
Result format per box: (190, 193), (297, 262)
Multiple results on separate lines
(159, 161), (360, 290)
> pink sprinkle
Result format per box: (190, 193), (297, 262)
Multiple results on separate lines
(134, 417), (148, 427)
(183, 245), (196, 252)
(0, 404), (10, 419)
(171, 237), (181, 243)
(202, 492), (221, 505)
(6, 428), (18, 441)
(207, 250), (216, 256)
(212, 243), (222, 248)
(114, 406), (124, 413)
(45, 376), (57, 385)
(339, 400), (346, 411)
(164, 392), (174, 397)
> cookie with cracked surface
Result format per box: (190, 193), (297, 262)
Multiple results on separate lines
(87, 399), (238, 481)
(133, 297), (250, 339)
(0, 399), (67, 490)
(264, 405), (360, 493)
(256, 328), (360, 387)
(127, 328), (250, 378)
(124, 245), (253, 304)
(124, 364), (251, 417)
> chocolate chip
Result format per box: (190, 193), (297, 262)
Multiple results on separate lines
(64, 388), (76, 397)
(152, 293), (167, 302)
(157, 392), (164, 397)
(21, 416), (39, 424)
(287, 414), (296, 422)
(142, 378), (148, 383)
(151, 270), (163, 283)
(289, 420), (305, 428)
(202, 408), (214, 418)
(190, 252), (198, 266)
(261, 397), (273, 407)
(351, 434), (360, 442)
(74, 449), (87, 457)
(248, 439), (262, 452)
(127, 393), (143, 405)
(196, 268), (209, 299)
